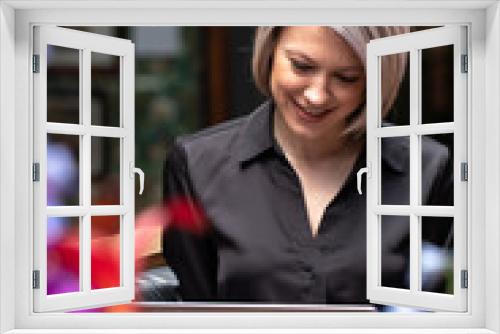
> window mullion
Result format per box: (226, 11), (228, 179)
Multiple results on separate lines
(37, 38), (49, 301)
(122, 50), (135, 294)
(46, 205), (127, 217)
(409, 48), (421, 293)
(45, 123), (127, 138)
(374, 205), (455, 217)
(374, 123), (454, 137)
(89, 126), (126, 138)
(81, 48), (92, 294)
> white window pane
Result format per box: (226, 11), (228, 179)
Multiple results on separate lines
(47, 134), (80, 206)
(91, 52), (121, 127)
(381, 52), (409, 127)
(47, 216), (80, 295)
(421, 134), (454, 206)
(381, 136), (410, 205)
(91, 215), (121, 289)
(47, 44), (80, 124)
(421, 45), (454, 124)
(91, 137), (121, 205)
(421, 216), (453, 294)
(381, 215), (410, 290)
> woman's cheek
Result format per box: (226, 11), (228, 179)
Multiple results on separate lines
(273, 78), (304, 101)
(277, 71), (304, 88)
(336, 84), (365, 107)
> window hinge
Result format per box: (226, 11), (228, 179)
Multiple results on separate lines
(461, 162), (468, 181)
(33, 163), (40, 182)
(461, 54), (468, 73)
(461, 270), (468, 289)
(33, 270), (40, 289)
(32, 55), (40, 73)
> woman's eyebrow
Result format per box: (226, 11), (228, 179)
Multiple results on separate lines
(284, 49), (316, 63)
(284, 49), (364, 71)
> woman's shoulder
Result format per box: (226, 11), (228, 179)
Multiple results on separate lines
(177, 115), (248, 150)
(173, 114), (249, 165)
(171, 102), (272, 173)
(165, 107), (268, 192)
(173, 101), (273, 164)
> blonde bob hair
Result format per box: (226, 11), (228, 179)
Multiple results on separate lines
(252, 26), (410, 135)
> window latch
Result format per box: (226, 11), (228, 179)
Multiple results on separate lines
(356, 163), (371, 195)
(130, 162), (145, 195)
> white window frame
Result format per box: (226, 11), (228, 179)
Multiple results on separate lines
(33, 26), (136, 312)
(365, 26), (468, 312)
(0, 1), (499, 333)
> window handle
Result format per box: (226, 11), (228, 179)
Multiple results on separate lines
(130, 162), (145, 195)
(356, 163), (371, 195)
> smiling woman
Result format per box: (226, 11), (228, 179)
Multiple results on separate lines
(270, 27), (370, 236)
(161, 26), (454, 305)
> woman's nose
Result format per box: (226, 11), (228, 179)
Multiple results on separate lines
(303, 78), (332, 106)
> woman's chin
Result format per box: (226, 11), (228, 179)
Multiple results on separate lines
(285, 115), (350, 147)
(286, 121), (327, 142)
(286, 112), (337, 140)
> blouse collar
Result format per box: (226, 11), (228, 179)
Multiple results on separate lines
(234, 100), (406, 174)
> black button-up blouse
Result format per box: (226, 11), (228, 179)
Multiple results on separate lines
(162, 101), (453, 304)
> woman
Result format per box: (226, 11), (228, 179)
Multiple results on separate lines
(162, 26), (453, 304)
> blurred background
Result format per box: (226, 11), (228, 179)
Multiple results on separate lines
(45, 26), (454, 312)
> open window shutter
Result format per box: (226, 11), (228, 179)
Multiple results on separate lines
(365, 26), (467, 311)
(33, 26), (135, 312)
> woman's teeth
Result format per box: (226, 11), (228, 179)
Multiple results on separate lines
(303, 108), (328, 115)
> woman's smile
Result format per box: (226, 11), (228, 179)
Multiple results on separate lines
(292, 99), (334, 123)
